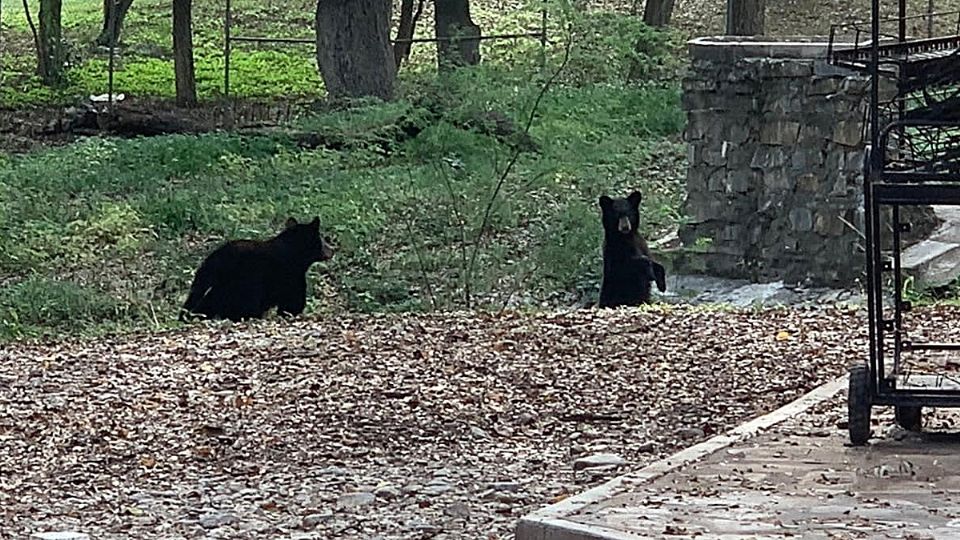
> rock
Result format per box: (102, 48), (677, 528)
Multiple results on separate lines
(337, 491), (375, 509)
(637, 441), (656, 453)
(374, 484), (401, 500)
(517, 412), (537, 425)
(199, 512), (238, 529)
(320, 466), (350, 477)
(421, 479), (455, 496)
(789, 208), (813, 232)
(572, 453), (626, 471)
(494, 492), (522, 504)
(31, 534), (90, 540)
(404, 519), (440, 534)
(488, 482), (522, 492)
(301, 512), (333, 530)
(444, 502), (471, 518)
(469, 426), (489, 439)
(678, 427), (706, 440)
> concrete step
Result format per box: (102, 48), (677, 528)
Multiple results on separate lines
(901, 206), (960, 289)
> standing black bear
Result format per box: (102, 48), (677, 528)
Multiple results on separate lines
(598, 191), (666, 308)
(180, 217), (335, 322)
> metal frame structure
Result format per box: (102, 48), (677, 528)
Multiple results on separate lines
(223, 0), (549, 98)
(830, 4), (960, 444)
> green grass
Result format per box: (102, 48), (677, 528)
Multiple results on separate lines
(0, 0), (681, 105)
(0, 2), (689, 339)
(0, 69), (685, 338)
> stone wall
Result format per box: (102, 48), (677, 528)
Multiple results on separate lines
(678, 37), (872, 286)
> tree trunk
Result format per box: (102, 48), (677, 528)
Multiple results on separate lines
(643, 0), (675, 27)
(96, 0), (134, 46)
(435, 0), (481, 70)
(38, 0), (65, 86)
(315, 0), (396, 101)
(726, 0), (764, 35)
(393, 0), (425, 69)
(173, 0), (197, 107)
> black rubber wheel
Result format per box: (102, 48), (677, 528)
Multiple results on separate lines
(848, 365), (872, 446)
(895, 406), (922, 431)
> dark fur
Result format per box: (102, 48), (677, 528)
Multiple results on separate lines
(180, 217), (335, 322)
(598, 191), (666, 308)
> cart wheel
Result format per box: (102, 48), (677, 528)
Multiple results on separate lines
(895, 406), (922, 431)
(848, 364), (872, 446)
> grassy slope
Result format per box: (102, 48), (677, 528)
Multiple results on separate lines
(0, 2), (688, 339)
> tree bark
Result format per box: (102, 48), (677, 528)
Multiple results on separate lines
(435, 0), (481, 71)
(173, 0), (197, 107)
(315, 0), (396, 101)
(96, 0), (135, 46)
(38, 0), (65, 86)
(643, 0), (675, 27)
(393, 0), (425, 69)
(726, 0), (764, 35)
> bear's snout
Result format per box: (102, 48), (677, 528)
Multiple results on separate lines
(617, 216), (632, 234)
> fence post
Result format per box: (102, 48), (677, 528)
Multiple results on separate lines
(108, 0), (117, 111)
(540, 5), (547, 69)
(224, 0), (232, 98)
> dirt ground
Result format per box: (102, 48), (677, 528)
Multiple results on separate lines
(0, 306), (877, 539)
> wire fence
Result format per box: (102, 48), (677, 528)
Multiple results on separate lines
(0, 0), (548, 105)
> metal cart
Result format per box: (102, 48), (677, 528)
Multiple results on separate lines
(829, 7), (960, 444)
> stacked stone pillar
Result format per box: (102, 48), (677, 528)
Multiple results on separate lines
(679, 37), (869, 285)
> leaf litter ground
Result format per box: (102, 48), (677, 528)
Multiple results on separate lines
(0, 304), (921, 539)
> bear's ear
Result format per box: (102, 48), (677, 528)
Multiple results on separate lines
(598, 195), (613, 211)
(310, 216), (320, 229)
(285, 217), (299, 229)
(627, 191), (642, 208)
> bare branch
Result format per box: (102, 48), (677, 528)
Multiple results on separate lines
(435, 160), (472, 305)
(402, 172), (438, 310)
(463, 26), (574, 307)
(21, 0), (41, 67)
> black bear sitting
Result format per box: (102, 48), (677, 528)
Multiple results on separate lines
(180, 217), (335, 322)
(598, 191), (666, 308)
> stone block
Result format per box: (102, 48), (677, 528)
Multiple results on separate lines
(707, 170), (726, 192)
(765, 59), (814, 78)
(791, 148), (824, 172)
(729, 82), (756, 95)
(685, 110), (712, 141)
(726, 122), (752, 144)
(807, 77), (841, 96)
(814, 211), (846, 236)
(831, 120), (863, 147)
(720, 224), (745, 241)
(751, 147), (788, 168)
(703, 146), (728, 166)
(838, 77), (869, 96)
(760, 120), (801, 145)
(830, 174), (852, 195)
(765, 95), (804, 114)
(758, 191), (786, 214)
(798, 121), (830, 141)
(725, 170), (753, 193)
(682, 78), (718, 92)
(762, 168), (791, 191)
(687, 144), (700, 165)
(797, 173), (821, 193)
(841, 149), (866, 173)
(688, 195), (729, 222)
